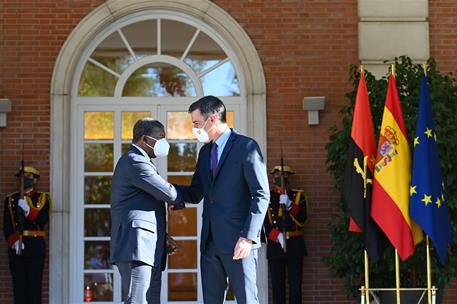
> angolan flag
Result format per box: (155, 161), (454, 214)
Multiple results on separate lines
(343, 71), (387, 261)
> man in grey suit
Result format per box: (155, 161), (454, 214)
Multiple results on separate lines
(110, 118), (178, 303)
(173, 96), (270, 304)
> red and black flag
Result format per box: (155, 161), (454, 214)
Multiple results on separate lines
(343, 71), (387, 261)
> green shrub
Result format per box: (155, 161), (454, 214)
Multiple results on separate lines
(324, 56), (457, 297)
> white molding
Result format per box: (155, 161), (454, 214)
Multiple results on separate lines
(113, 55), (203, 97)
(358, 0), (428, 19)
(359, 21), (429, 61)
(50, 1), (266, 303)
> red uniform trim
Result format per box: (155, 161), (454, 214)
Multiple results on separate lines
(7, 233), (19, 247)
(268, 228), (280, 242)
(289, 203), (299, 216)
(27, 207), (38, 221)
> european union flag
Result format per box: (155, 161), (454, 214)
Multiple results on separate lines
(410, 73), (452, 264)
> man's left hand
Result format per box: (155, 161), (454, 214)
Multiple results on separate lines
(233, 237), (252, 260)
(166, 235), (178, 255)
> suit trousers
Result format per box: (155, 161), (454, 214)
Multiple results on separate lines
(117, 261), (162, 304)
(8, 251), (45, 304)
(201, 234), (259, 304)
(268, 257), (303, 304)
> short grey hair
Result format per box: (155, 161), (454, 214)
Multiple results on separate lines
(132, 118), (164, 142)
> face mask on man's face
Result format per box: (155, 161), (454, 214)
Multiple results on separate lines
(273, 177), (289, 187)
(192, 117), (211, 143)
(144, 136), (170, 158)
(24, 177), (34, 189)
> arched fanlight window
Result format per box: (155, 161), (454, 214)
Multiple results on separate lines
(77, 18), (241, 97)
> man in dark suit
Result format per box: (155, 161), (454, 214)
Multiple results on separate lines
(110, 118), (178, 303)
(173, 96), (270, 304)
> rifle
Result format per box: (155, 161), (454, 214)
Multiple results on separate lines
(280, 142), (287, 253)
(17, 145), (25, 255)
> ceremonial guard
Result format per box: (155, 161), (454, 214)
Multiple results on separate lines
(3, 166), (51, 304)
(264, 165), (308, 304)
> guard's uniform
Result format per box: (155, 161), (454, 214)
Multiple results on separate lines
(264, 180), (308, 304)
(3, 190), (51, 304)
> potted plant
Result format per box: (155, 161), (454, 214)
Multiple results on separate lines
(324, 56), (457, 303)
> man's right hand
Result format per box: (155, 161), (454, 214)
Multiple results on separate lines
(11, 240), (25, 255)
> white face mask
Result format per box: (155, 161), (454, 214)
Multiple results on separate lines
(145, 136), (170, 158)
(192, 117), (210, 143)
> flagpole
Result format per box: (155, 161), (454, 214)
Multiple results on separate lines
(364, 250), (370, 303)
(395, 249), (401, 304)
(426, 236), (432, 304)
(422, 63), (433, 304)
(393, 63), (403, 304)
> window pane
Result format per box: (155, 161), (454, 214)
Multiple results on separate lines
(122, 143), (131, 155)
(78, 63), (117, 97)
(85, 208), (111, 237)
(122, 112), (151, 140)
(168, 240), (197, 269)
(122, 63), (196, 97)
(227, 111), (234, 128)
(84, 112), (114, 140)
(84, 273), (113, 302)
(84, 144), (113, 172)
(168, 273), (197, 301)
(168, 208), (197, 236)
(168, 143), (197, 172)
(162, 20), (196, 58)
(167, 175), (192, 185)
(227, 283), (235, 300)
(91, 31), (136, 74)
(84, 176), (112, 205)
(85, 241), (111, 270)
(121, 20), (157, 57)
(184, 31), (225, 73)
(201, 61), (240, 96)
(167, 112), (194, 140)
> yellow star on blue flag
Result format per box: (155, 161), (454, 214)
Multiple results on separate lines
(410, 73), (452, 264)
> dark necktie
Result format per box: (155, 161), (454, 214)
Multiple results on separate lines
(211, 142), (218, 178)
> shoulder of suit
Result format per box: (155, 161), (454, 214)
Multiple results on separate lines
(233, 132), (258, 146)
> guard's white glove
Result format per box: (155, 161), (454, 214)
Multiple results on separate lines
(279, 194), (292, 209)
(277, 232), (285, 249)
(11, 240), (25, 255)
(18, 197), (30, 216)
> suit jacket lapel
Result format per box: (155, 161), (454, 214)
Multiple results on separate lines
(200, 143), (212, 184)
(213, 131), (237, 180)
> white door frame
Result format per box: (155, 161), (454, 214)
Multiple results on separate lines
(50, 1), (266, 303)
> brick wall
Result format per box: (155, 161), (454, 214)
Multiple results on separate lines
(429, 2), (457, 303)
(0, 1), (104, 303)
(0, 0), (456, 303)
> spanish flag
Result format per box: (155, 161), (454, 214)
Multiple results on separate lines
(343, 71), (387, 261)
(371, 73), (423, 261)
